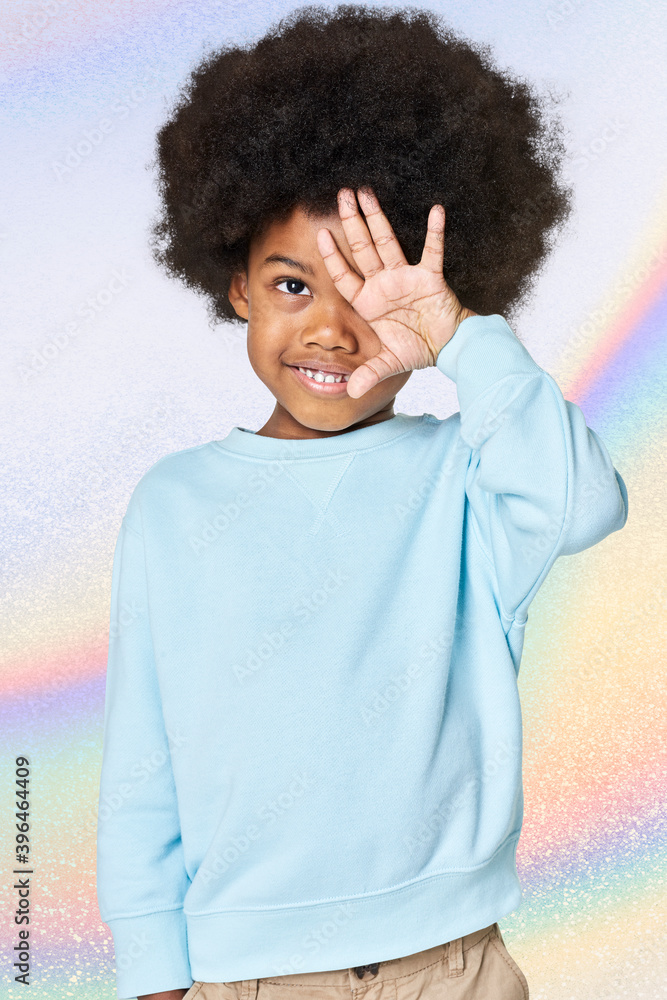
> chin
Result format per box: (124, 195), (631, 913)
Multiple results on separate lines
(291, 406), (366, 433)
(299, 413), (356, 431)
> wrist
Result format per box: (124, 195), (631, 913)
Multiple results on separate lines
(430, 305), (478, 360)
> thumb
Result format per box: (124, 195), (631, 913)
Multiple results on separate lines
(346, 348), (407, 399)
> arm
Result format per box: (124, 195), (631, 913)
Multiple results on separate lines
(435, 313), (629, 624)
(97, 505), (194, 1000)
(310, 188), (628, 619)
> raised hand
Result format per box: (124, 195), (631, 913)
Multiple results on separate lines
(315, 187), (477, 398)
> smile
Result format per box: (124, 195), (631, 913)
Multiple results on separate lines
(298, 366), (350, 383)
(286, 365), (351, 395)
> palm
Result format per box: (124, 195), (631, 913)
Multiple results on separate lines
(344, 263), (453, 370)
(316, 187), (473, 398)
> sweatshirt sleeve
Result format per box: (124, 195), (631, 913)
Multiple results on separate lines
(435, 313), (629, 624)
(96, 505), (193, 1000)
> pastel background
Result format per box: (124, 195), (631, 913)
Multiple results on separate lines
(1, 0), (665, 997)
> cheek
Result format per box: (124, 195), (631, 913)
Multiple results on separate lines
(247, 298), (302, 357)
(245, 321), (288, 377)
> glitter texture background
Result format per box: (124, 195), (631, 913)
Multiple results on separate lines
(1, 1), (665, 998)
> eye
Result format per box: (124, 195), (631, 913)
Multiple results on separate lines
(275, 278), (312, 297)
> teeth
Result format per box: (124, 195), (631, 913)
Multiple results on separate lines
(297, 367), (350, 383)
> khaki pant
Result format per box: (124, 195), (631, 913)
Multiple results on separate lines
(182, 922), (529, 999)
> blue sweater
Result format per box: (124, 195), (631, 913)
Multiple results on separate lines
(96, 313), (628, 999)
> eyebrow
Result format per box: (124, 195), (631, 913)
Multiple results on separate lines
(260, 254), (315, 276)
(260, 252), (364, 280)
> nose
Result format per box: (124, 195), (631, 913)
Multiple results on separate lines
(301, 295), (372, 351)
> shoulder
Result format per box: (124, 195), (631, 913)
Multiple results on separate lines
(122, 440), (219, 532)
(416, 410), (463, 448)
(387, 411), (470, 477)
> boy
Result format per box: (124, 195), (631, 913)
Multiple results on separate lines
(96, 7), (629, 999)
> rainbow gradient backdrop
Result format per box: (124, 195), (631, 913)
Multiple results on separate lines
(1, 2), (665, 998)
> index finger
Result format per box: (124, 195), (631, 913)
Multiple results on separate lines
(316, 226), (365, 305)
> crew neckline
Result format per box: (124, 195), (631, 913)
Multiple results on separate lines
(213, 412), (424, 460)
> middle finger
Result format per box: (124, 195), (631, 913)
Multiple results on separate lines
(357, 186), (408, 271)
(336, 188), (385, 279)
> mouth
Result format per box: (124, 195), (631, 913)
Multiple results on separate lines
(285, 364), (351, 395)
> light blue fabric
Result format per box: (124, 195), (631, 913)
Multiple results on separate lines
(96, 313), (628, 998)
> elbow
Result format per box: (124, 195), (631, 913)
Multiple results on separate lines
(559, 466), (629, 556)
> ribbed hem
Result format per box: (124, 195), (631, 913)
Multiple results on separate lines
(213, 412), (424, 461)
(104, 907), (192, 999)
(184, 832), (522, 981)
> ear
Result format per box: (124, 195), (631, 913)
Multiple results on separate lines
(227, 271), (249, 320)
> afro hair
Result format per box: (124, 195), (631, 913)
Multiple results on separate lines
(148, 3), (574, 330)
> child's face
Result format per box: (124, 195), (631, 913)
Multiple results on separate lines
(228, 204), (412, 438)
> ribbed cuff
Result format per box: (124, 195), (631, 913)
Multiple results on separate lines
(105, 907), (192, 1000)
(435, 313), (543, 411)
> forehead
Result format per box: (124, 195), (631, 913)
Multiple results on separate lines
(249, 203), (356, 271)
